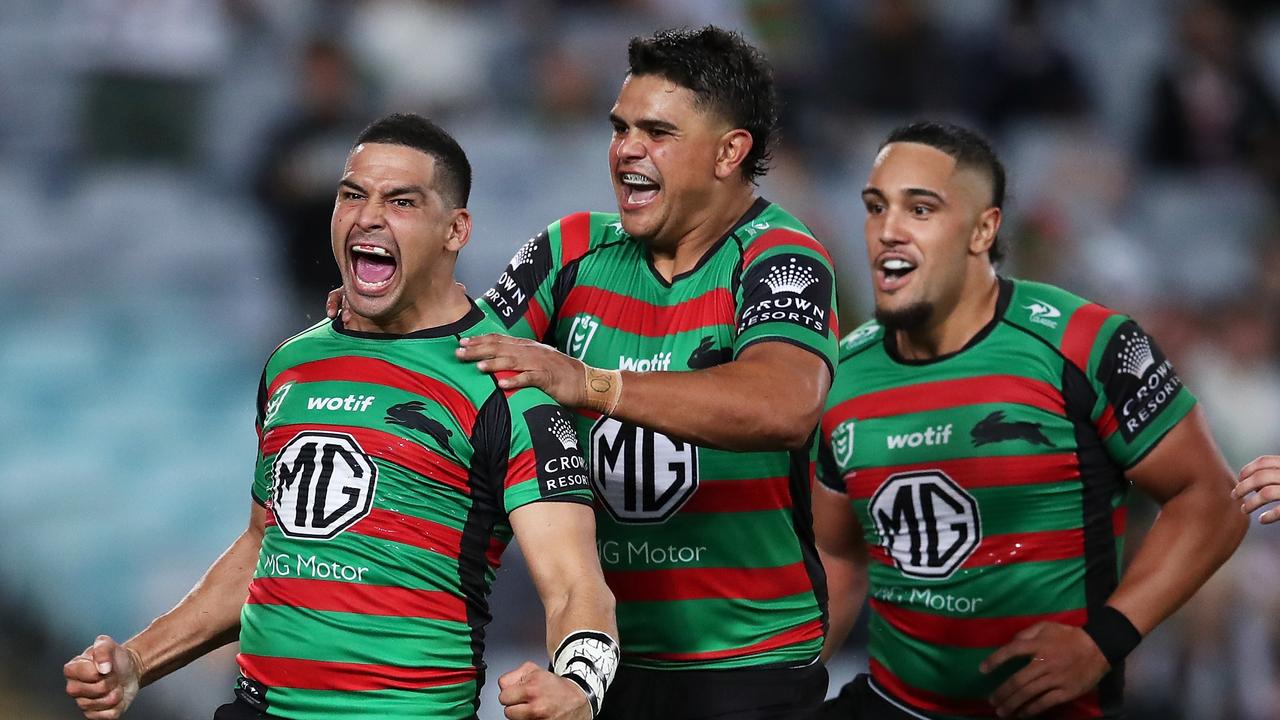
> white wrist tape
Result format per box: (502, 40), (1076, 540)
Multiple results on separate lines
(552, 630), (620, 717)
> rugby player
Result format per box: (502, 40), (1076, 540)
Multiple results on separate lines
(1236, 455), (1280, 524)
(456, 26), (837, 720)
(813, 121), (1247, 719)
(64, 114), (618, 720)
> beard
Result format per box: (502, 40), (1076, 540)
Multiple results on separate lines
(875, 301), (934, 332)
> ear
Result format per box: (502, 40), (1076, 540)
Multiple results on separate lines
(969, 206), (1001, 257)
(714, 128), (754, 180)
(445, 208), (472, 253)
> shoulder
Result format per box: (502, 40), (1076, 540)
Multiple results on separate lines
(263, 318), (331, 374)
(547, 211), (630, 265)
(1001, 278), (1127, 370)
(738, 202), (832, 266)
(837, 319), (885, 362)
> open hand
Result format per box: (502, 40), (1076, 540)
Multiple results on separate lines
(980, 622), (1109, 718)
(457, 334), (588, 407)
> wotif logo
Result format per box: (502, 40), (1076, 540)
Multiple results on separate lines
(307, 394), (376, 412)
(618, 352), (671, 372)
(886, 423), (953, 450)
(1024, 300), (1061, 328)
(762, 258), (819, 295)
(568, 314), (600, 359)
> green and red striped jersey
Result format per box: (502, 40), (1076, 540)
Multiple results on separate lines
(239, 301), (592, 719)
(818, 278), (1195, 719)
(479, 199), (838, 670)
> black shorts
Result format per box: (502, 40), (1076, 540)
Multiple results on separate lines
(598, 661), (829, 720)
(212, 698), (273, 720)
(811, 674), (929, 720)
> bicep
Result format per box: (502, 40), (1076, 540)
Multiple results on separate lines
(510, 501), (602, 600)
(813, 483), (866, 561)
(735, 341), (831, 416)
(1125, 406), (1233, 503)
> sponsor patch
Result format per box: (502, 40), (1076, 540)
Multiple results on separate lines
(483, 231), (552, 327)
(1097, 321), (1183, 442)
(737, 253), (833, 336)
(271, 430), (377, 540)
(525, 405), (591, 497)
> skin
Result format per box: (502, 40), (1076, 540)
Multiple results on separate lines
(819, 141), (1248, 719)
(1234, 455), (1280, 524)
(66, 141), (616, 720)
(452, 72), (829, 451)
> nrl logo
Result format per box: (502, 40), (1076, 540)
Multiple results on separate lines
(1024, 300), (1062, 328)
(263, 381), (293, 425)
(568, 314), (600, 359)
(762, 258), (819, 295)
(832, 419), (856, 467)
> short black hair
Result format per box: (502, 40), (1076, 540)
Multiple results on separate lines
(353, 113), (472, 208)
(882, 121), (1008, 264)
(627, 26), (778, 183)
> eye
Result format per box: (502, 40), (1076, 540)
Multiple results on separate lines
(864, 201), (885, 215)
(340, 190), (364, 201)
(611, 122), (627, 136)
(911, 204), (933, 217)
(391, 198), (415, 208)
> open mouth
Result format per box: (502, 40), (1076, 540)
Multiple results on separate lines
(619, 171), (660, 208)
(877, 256), (917, 290)
(350, 243), (398, 293)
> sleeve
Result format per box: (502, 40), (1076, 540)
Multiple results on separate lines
(473, 388), (594, 515)
(733, 230), (839, 378)
(477, 212), (593, 343)
(1085, 316), (1197, 469)
(251, 370), (272, 506)
(815, 434), (847, 494)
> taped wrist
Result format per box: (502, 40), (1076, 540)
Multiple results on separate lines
(1083, 605), (1142, 667)
(552, 630), (620, 717)
(583, 366), (622, 416)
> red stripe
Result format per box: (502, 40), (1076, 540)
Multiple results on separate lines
(869, 658), (995, 716)
(1060, 303), (1115, 372)
(824, 376), (1065, 433)
(1112, 505), (1127, 536)
(267, 357), (477, 432)
(606, 562), (814, 603)
(262, 424), (472, 494)
(848, 454), (1080, 499)
(963, 528), (1083, 568)
(524, 297), (550, 342)
(741, 228), (833, 268)
(680, 476), (793, 513)
(557, 212), (592, 266)
(638, 618), (823, 662)
(871, 598), (1086, 648)
(238, 653), (475, 691)
(357, 508), (505, 568)
(505, 448), (536, 489)
(560, 286), (735, 337)
(246, 577), (466, 623)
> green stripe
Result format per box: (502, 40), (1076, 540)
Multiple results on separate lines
(855, 480), (1085, 538)
(257, 529), (469, 592)
(598, 509), (801, 570)
(870, 612), (1022, 700)
(262, 683), (478, 720)
(241, 605), (473, 667)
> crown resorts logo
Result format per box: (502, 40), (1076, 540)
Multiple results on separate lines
(1117, 331), (1156, 378)
(509, 237), (538, 269)
(762, 258), (819, 295)
(551, 415), (579, 451)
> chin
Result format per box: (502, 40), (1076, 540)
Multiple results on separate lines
(874, 301), (934, 332)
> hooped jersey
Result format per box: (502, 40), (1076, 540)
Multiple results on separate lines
(479, 199), (838, 669)
(818, 278), (1196, 719)
(237, 302), (592, 720)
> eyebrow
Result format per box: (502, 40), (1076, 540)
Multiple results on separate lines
(861, 186), (946, 204)
(338, 179), (426, 198)
(609, 113), (679, 134)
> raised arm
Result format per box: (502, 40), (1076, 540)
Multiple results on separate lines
(64, 502), (265, 718)
(498, 501), (618, 720)
(458, 336), (829, 451)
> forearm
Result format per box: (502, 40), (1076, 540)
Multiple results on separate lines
(819, 549), (867, 663)
(608, 350), (826, 452)
(126, 526), (262, 685)
(544, 583), (618, 658)
(1106, 482), (1246, 634)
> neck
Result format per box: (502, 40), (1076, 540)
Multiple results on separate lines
(345, 277), (472, 336)
(648, 187), (756, 281)
(895, 271), (1000, 360)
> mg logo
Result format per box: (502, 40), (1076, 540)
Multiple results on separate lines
(589, 417), (698, 523)
(271, 431), (377, 540)
(568, 314), (600, 359)
(869, 470), (980, 579)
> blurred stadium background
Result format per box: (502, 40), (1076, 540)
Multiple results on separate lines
(2, 0), (1277, 718)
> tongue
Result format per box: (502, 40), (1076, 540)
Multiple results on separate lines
(628, 186), (659, 204)
(355, 254), (396, 284)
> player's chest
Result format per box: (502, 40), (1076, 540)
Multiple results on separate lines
(555, 254), (739, 371)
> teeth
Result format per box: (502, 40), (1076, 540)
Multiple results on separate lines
(882, 258), (915, 271)
(352, 244), (390, 257)
(621, 172), (656, 187)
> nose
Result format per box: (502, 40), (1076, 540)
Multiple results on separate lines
(614, 129), (645, 162)
(355, 197), (385, 232)
(878, 207), (910, 247)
